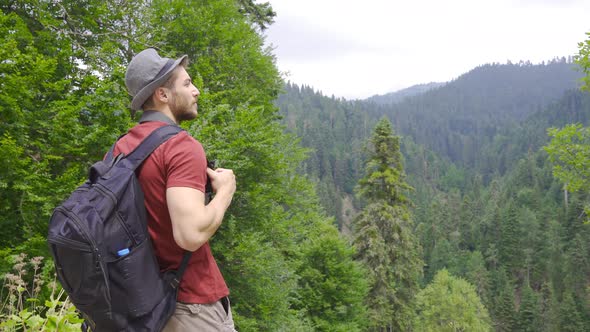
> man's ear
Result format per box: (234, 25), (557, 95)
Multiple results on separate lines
(154, 87), (169, 103)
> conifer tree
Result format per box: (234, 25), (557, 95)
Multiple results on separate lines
(517, 284), (540, 332)
(499, 202), (523, 274)
(538, 282), (559, 332)
(491, 271), (517, 332)
(558, 292), (586, 332)
(352, 117), (423, 331)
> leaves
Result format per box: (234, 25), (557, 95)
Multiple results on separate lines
(414, 269), (492, 332)
(575, 31), (590, 91)
(545, 124), (590, 192)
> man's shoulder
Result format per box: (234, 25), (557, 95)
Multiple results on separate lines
(157, 128), (205, 162)
(166, 129), (201, 148)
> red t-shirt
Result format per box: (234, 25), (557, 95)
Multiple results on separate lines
(113, 121), (229, 303)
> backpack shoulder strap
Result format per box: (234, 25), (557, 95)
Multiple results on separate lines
(104, 133), (127, 163)
(104, 111), (179, 163)
(124, 125), (184, 171)
(170, 251), (193, 288)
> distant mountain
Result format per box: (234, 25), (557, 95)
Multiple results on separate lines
(366, 82), (446, 105)
(372, 58), (584, 170)
(275, 58), (586, 224)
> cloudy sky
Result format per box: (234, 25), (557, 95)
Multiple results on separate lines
(262, 0), (590, 100)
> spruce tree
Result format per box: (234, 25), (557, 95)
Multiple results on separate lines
(492, 273), (517, 332)
(517, 284), (540, 332)
(499, 201), (523, 275)
(352, 117), (423, 331)
(538, 282), (559, 332)
(558, 292), (585, 332)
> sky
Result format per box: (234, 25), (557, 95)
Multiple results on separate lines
(262, 0), (590, 100)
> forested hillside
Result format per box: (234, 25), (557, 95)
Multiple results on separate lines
(278, 61), (585, 222)
(277, 60), (590, 330)
(373, 59), (583, 173)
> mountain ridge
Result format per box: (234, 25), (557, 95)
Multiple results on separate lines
(366, 82), (446, 105)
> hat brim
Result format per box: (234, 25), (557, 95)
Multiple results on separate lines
(130, 55), (188, 111)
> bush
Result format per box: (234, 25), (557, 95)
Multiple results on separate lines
(0, 253), (83, 331)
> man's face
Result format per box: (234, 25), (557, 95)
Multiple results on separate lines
(168, 67), (200, 122)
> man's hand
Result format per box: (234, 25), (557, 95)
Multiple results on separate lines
(206, 168), (236, 198)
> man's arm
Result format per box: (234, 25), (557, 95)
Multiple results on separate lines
(166, 168), (236, 251)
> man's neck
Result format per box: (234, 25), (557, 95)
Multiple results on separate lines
(139, 110), (178, 125)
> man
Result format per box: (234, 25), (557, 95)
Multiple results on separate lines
(120, 48), (237, 331)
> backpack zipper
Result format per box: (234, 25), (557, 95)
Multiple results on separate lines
(48, 235), (92, 252)
(93, 184), (138, 246)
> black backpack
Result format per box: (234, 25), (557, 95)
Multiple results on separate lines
(48, 125), (191, 331)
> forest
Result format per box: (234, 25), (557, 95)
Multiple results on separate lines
(0, 0), (589, 331)
(277, 57), (590, 331)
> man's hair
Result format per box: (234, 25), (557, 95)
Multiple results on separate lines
(141, 58), (189, 110)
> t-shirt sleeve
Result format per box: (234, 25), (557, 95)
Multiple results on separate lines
(165, 133), (207, 193)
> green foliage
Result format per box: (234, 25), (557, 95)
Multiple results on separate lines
(518, 284), (541, 332)
(0, 254), (83, 331)
(576, 31), (590, 91)
(414, 269), (492, 332)
(149, 0), (281, 110)
(236, 0), (276, 31)
(545, 124), (590, 193)
(276, 83), (368, 227)
(352, 118), (423, 331)
(295, 221), (369, 331)
(493, 279), (517, 332)
(357, 118), (413, 205)
(558, 292), (587, 332)
(0, 3), (132, 248)
(275, 40), (590, 330)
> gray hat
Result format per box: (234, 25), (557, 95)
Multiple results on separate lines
(125, 48), (188, 111)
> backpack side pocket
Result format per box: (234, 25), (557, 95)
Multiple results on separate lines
(108, 238), (166, 317)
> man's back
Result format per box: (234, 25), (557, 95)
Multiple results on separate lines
(113, 120), (229, 303)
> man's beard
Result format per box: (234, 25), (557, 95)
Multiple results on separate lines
(170, 91), (197, 123)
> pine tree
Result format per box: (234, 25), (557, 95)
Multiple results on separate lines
(499, 201), (523, 275)
(538, 282), (559, 332)
(352, 117), (423, 331)
(558, 292), (585, 332)
(491, 272), (517, 332)
(517, 284), (540, 332)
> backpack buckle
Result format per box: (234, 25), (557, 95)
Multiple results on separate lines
(170, 277), (180, 288)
